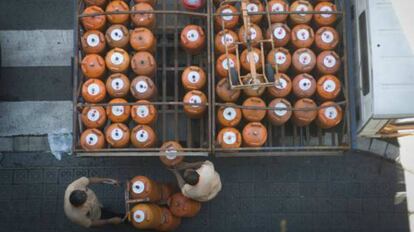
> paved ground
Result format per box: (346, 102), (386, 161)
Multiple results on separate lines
(0, 151), (408, 232)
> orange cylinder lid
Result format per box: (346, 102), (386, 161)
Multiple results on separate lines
(267, 73), (292, 98)
(131, 51), (157, 77)
(183, 90), (207, 118)
(216, 78), (241, 102)
(267, 47), (291, 73)
(81, 54), (106, 79)
(314, 2), (337, 27)
(106, 98), (130, 123)
(217, 104), (242, 127)
(267, 0), (290, 23)
(80, 128), (106, 150)
(245, 0), (264, 24)
(180, 25), (206, 55)
(81, 30), (106, 54)
(217, 127), (242, 149)
(289, 0), (314, 25)
(291, 24), (315, 49)
(130, 204), (163, 230)
(242, 97), (266, 122)
(105, 48), (130, 73)
(83, 0), (107, 8)
(131, 125), (157, 148)
(315, 27), (339, 51)
(292, 73), (316, 98)
(130, 176), (162, 201)
(242, 122), (268, 147)
(106, 0), (130, 24)
(159, 141), (184, 167)
(317, 101), (343, 129)
(181, 66), (207, 91)
(317, 74), (341, 101)
(168, 193), (201, 218)
(131, 100), (158, 125)
(240, 47), (262, 72)
(292, 48), (316, 73)
(81, 79), (107, 103)
(105, 24), (130, 49)
(106, 73), (130, 98)
(292, 98), (318, 127)
(266, 23), (291, 47)
(215, 4), (239, 29)
(105, 123), (130, 148)
(130, 27), (157, 52)
(215, 29), (239, 54)
(81, 6), (106, 31)
(216, 53), (238, 79)
(81, 106), (107, 129)
(267, 98), (292, 126)
(131, 3), (156, 28)
(130, 76), (157, 100)
(238, 23), (263, 47)
(317, 50), (341, 75)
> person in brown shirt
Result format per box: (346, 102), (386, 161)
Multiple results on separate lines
(64, 177), (124, 228)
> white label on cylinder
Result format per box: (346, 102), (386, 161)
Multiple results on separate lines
(274, 102), (288, 116)
(86, 34), (100, 47)
(111, 78), (124, 90)
(111, 52), (124, 65)
(110, 29), (123, 41)
(111, 128), (124, 141)
(132, 180), (145, 194)
(245, 27), (257, 40)
(299, 52), (312, 65)
(324, 106), (338, 119)
(86, 133), (98, 146)
(222, 8), (234, 21)
(246, 52), (259, 64)
(166, 149), (177, 160)
(133, 210), (145, 223)
(275, 52), (287, 65)
(112, 106), (124, 116)
(299, 78), (312, 91)
(297, 29), (310, 41)
(323, 80), (336, 93)
(271, 3), (284, 12)
(296, 4), (308, 17)
(223, 107), (237, 121)
(321, 31), (334, 43)
(247, 3), (259, 13)
(222, 58), (235, 70)
(189, 95), (202, 108)
(87, 109), (100, 122)
(186, 29), (199, 42)
(275, 78), (287, 90)
(320, 6), (333, 18)
(221, 33), (234, 45)
(136, 129), (149, 142)
(87, 84), (100, 96)
(223, 131), (237, 145)
(273, 26), (286, 40)
(137, 106), (149, 118)
(135, 80), (148, 93)
(323, 55), (337, 68)
(188, 71), (201, 84)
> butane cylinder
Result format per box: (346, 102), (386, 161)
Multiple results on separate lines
(159, 141), (184, 167)
(131, 125), (157, 148)
(242, 122), (267, 147)
(106, 98), (130, 123)
(131, 3), (156, 28)
(82, 79), (107, 103)
(180, 25), (206, 55)
(131, 100), (157, 125)
(215, 4), (239, 29)
(267, 98), (292, 126)
(106, 73), (130, 98)
(217, 127), (242, 149)
(81, 30), (106, 54)
(81, 106), (107, 129)
(168, 193), (201, 218)
(104, 123), (130, 148)
(80, 129), (106, 150)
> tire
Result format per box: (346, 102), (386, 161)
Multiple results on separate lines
(265, 63), (275, 82)
(229, 67), (240, 86)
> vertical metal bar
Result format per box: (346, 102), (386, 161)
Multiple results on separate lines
(186, 54), (193, 148)
(161, 0), (167, 143)
(206, 0), (212, 152)
(173, 1), (179, 141)
(210, 0), (217, 154)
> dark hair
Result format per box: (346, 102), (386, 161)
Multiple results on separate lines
(183, 169), (200, 186)
(69, 190), (87, 207)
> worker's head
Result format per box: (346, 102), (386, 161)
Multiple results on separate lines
(69, 190), (87, 207)
(183, 169), (200, 186)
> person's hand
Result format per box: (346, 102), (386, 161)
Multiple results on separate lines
(108, 217), (123, 225)
(103, 179), (120, 186)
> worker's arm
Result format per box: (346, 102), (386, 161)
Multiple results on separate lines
(171, 169), (186, 189)
(90, 217), (122, 227)
(175, 161), (205, 170)
(89, 177), (120, 186)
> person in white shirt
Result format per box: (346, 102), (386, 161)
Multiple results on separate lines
(171, 160), (222, 202)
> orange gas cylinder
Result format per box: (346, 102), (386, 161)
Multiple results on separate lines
(267, 98), (292, 126)
(216, 53), (238, 79)
(131, 51), (157, 77)
(131, 125), (157, 148)
(81, 106), (107, 128)
(81, 6), (106, 31)
(105, 48), (130, 73)
(83, 0), (107, 8)
(238, 24), (263, 47)
(130, 27), (157, 52)
(317, 74), (341, 101)
(182, 66), (207, 91)
(267, 0), (289, 23)
(159, 141), (184, 167)
(217, 104), (242, 127)
(130, 176), (162, 201)
(183, 90), (207, 118)
(266, 23), (291, 47)
(316, 50), (341, 75)
(105, 24), (130, 49)
(314, 2), (337, 27)
(180, 25), (206, 55)
(292, 73), (316, 98)
(291, 24), (315, 49)
(215, 4), (239, 29)
(316, 101), (343, 129)
(315, 26), (339, 51)
(267, 73), (292, 98)
(168, 193), (201, 218)
(292, 48), (316, 73)
(242, 97), (266, 122)
(82, 79), (107, 103)
(215, 29), (239, 54)
(134, 0), (157, 6)
(157, 208), (181, 232)
(130, 204), (163, 230)
(106, 98), (131, 123)
(81, 30), (106, 54)
(217, 127), (242, 149)
(292, 98), (318, 127)
(289, 0), (313, 25)
(106, 0), (129, 24)
(216, 78), (241, 102)
(242, 76), (266, 97)
(106, 73), (130, 98)
(131, 76), (157, 100)
(245, 0), (264, 24)
(242, 122), (267, 147)
(160, 184), (176, 202)
(81, 54), (106, 79)
(80, 129), (106, 150)
(267, 47), (291, 73)
(240, 48), (262, 72)
(104, 123), (130, 148)
(131, 3), (156, 28)
(131, 100), (158, 125)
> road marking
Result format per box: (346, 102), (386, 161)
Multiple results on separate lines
(0, 30), (73, 67)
